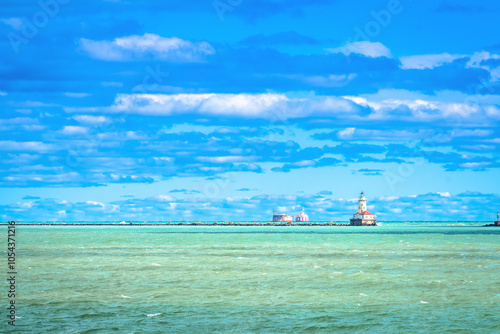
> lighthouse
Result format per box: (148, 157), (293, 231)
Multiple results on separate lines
(350, 192), (378, 226)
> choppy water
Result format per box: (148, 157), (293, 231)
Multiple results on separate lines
(4, 223), (500, 333)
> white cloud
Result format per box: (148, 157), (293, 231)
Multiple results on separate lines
(66, 93), (357, 119)
(64, 92), (91, 98)
(327, 41), (392, 58)
(290, 160), (316, 167)
(466, 51), (499, 68)
(459, 162), (491, 169)
(65, 92), (499, 123)
(155, 195), (175, 202)
(342, 95), (490, 121)
(337, 127), (356, 139)
(73, 115), (111, 125)
(466, 51), (500, 81)
(197, 156), (257, 163)
(1, 18), (23, 30)
(345, 128), (428, 141)
(0, 91), (7, 96)
(80, 33), (215, 62)
(380, 196), (400, 201)
(61, 126), (88, 135)
(0, 141), (55, 152)
(399, 53), (465, 70)
(285, 74), (357, 87)
(86, 201), (105, 208)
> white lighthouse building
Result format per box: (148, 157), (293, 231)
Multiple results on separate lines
(350, 192), (378, 226)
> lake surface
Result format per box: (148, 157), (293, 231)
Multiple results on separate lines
(4, 223), (500, 333)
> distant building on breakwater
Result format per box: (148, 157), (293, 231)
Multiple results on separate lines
(485, 212), (500, 226)
(350, 192), (378, 226)
(273, 209), (309, 222)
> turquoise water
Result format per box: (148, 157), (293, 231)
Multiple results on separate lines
(3, 223), (500, 333)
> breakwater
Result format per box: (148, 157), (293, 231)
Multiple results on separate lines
(5, 222), (351, 226)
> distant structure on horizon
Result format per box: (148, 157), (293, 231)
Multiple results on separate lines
(295, 209), (309, 222)
(350, 192), (378, 226)
(273, 209), (309, 222)
(485, 212), (500, 227)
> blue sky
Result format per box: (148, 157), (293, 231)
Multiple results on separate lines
(1, 0), (500, 221)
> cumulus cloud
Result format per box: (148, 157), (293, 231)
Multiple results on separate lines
(342, 95), (496, 121)
(64, 91), (500, 123)
(78, 93), (359, 119)
(60, 126), (88, 135)
(327, 41), (392, 58)
(399, 53), (466, 70)
(79, 33), (215, 62)
(73, 115), (111, 125)
(466, 51), (500, 81)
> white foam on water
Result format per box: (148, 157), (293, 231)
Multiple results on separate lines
(147, 313), (161, 317)
(420, 301), (428, 304)
(314, 266), (321, 268)
(152, 263), (161, 266)
(121, 295), (131, 298)
(359, 293), (368, 296)
(412, 259), (423, 261)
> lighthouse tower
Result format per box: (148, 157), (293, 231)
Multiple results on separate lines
(358, 192), (367, 212)
(350, 192), (378, 226)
